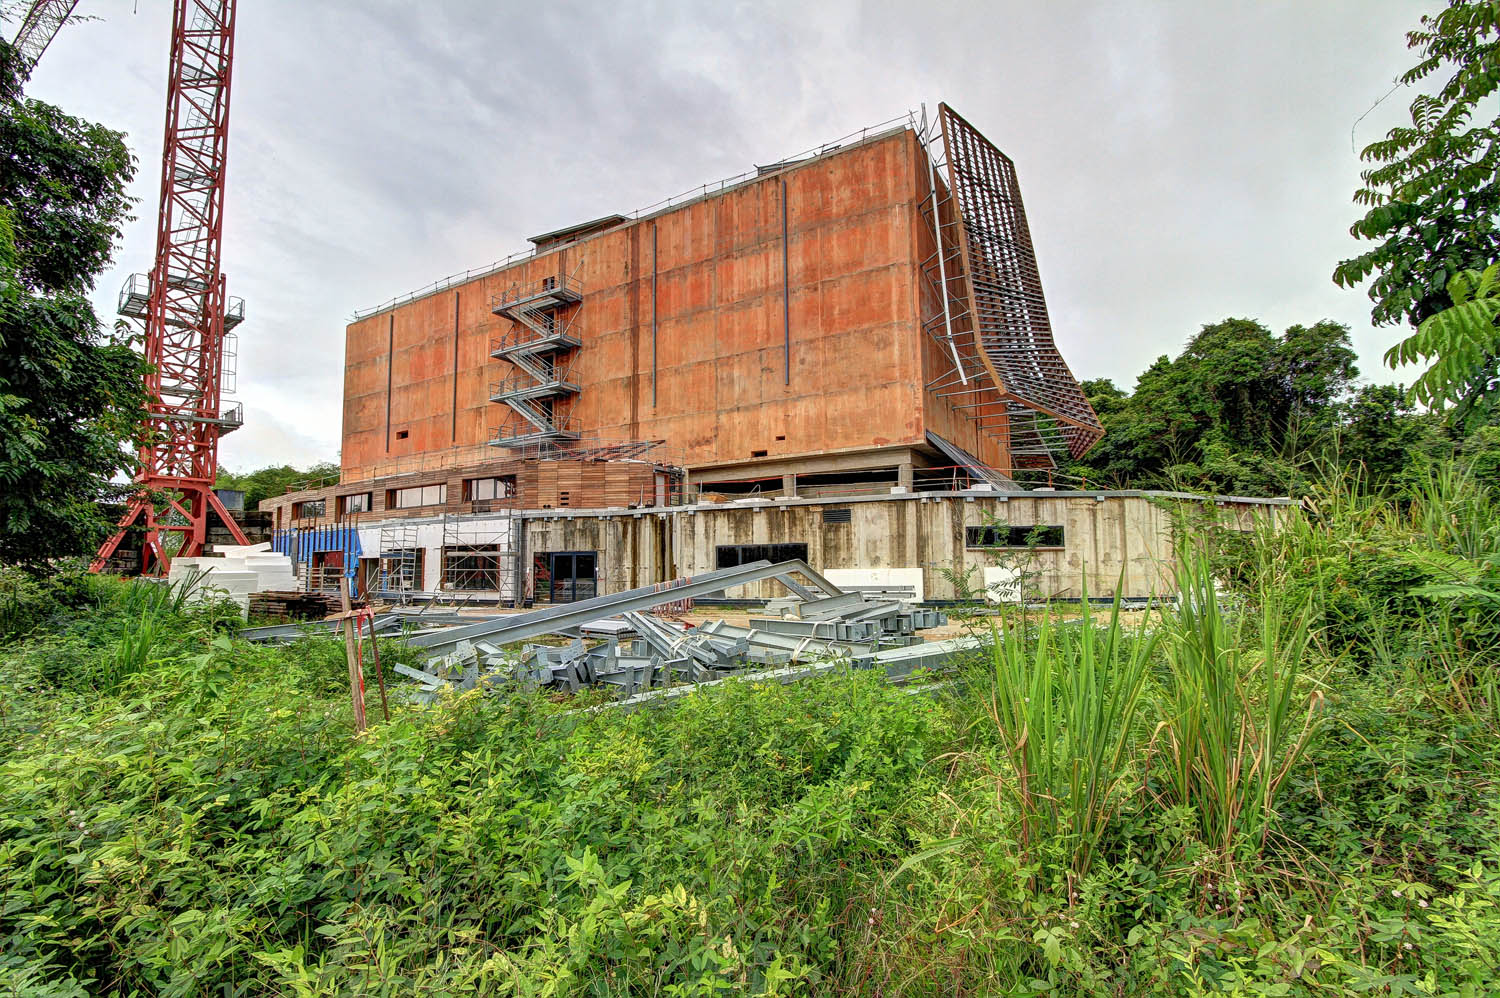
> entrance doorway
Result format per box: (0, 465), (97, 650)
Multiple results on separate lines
(534, 551), (597, 603)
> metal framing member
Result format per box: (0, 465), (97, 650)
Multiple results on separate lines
(588, 635), (982, 715)
(407, 559), (844, 653)
(7, 0), (79, 76)
(376, 521), (421, 602)
(919, 104), (965, 382)
(440, 511), (521, 604)
(911, 106), (1009, 461)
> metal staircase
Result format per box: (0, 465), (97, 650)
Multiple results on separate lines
(488, 275), (583, 448)
(117, 272), (246, 432)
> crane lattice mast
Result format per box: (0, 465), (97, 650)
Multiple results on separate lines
(93, 0), (249, 574)
(6, 0), (79, 77)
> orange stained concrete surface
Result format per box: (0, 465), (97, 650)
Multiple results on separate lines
(342, 128), (1008, 481)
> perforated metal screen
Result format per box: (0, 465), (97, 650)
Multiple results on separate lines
(938, 103), (1104, 459)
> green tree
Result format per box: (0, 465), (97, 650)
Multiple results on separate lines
(1333, 1), (1500, 328)
(215, 462), (340, 510)
(1385, 265), (1500, 429)
(1070, 319), (1359, 495)
(0, 44), (144, 571)
(1334, 383), (1435, 487)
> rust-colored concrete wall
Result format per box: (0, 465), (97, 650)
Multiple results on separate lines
(342, 128), (1001, 483)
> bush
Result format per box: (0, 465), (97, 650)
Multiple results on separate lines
(3, 463), (1500, 994)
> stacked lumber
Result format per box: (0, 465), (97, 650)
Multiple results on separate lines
(248, 590), (343, 622)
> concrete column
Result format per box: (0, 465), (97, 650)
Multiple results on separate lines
(897, 463), (914, 490)
(782, 473), (797, 498)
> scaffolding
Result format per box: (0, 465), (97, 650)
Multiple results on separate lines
(933, 103), (1104, 461)
(439, 512), (522, 606)
(377, 523), (422, 603)
(913, 106), (1011, 465)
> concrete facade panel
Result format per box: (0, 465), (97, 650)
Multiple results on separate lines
(339, 128), (1019, 484)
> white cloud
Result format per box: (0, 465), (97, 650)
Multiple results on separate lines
(22, 0), (1429, 468)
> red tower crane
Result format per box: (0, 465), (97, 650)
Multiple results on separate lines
(92, 0), (248, 574)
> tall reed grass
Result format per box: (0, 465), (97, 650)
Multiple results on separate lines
(981, 582), (1160, 878)
(1154, 551), (1324, 860)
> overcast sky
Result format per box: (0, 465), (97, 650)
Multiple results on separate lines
(18, 0), (1427, 472)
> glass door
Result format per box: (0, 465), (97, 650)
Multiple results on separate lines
(536, 551), (597, 602)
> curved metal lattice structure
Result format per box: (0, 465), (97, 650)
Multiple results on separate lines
(936, 103), (1103, 460)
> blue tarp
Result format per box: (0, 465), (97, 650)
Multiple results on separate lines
(272, 526), (363, 592)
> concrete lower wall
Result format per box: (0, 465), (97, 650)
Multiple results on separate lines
(532, 491), (1275, 601)
(309, 490), (1293, 603)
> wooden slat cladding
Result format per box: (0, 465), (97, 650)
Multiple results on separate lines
(261, 457), (662, 530)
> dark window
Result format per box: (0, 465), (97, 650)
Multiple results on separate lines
(388, 484), (446, 509)
(715, 543), (809, 569)
(443, 546), (508, 591)
(750, 449), (768, 458)
(292, 498), (325, 519)
(395, 430), (409, 440)
(338, 492), (371, 517)
(535, 551), (596, 602)
(822, 508), (852, 524)
(464, 476), (516, 502)
(542, 275), (557, 291)
(965, 525), (1065, 549)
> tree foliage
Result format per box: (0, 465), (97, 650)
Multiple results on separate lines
(0, 44), (144, 572)
(1071, 318), (1359, 495)
(1333, 1), (1500, 328)
(1385, 264), (1500, 428)
(215, 462), (340, 509)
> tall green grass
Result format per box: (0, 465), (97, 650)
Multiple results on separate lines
(1155, 551), (1324, 860)
(980, 582), (1160, 878)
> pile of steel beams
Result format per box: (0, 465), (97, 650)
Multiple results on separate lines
(388, 559), (954, 703)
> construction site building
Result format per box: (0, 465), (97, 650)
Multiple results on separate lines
(261, 105), (1289, 602)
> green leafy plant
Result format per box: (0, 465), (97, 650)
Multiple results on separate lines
(1154, 551), (1325, 861)
(1333, 1), (1500, 329)
(976, 580), (1160, 880)
(1386, 265), (1500, 427)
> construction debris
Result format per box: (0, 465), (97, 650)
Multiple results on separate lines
(167, 542), (297, 618)
(386, 559), (951, 704)
(247, 590), (344, 622)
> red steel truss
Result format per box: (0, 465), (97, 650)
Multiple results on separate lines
(936, 103), (1104, 460)
(92, 0), (247, 574)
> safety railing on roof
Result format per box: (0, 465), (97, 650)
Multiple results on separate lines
(350, 112), (919, 320)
